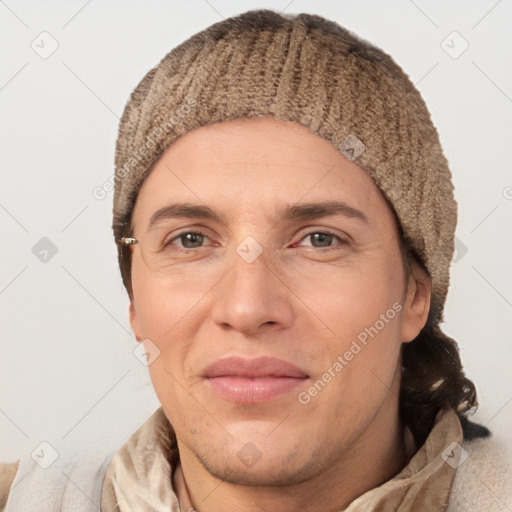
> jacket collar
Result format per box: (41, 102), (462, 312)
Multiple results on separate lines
(101, 407), (463, 511)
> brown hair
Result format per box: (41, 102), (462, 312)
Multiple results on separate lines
(397, 230), (490, 446)
(118, 215), (135, 303)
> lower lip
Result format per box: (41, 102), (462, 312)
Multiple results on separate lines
(206, 376), (307, 403)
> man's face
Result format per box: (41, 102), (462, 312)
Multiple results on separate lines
(129, 117), (428, 486)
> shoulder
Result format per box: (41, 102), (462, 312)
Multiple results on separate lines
(0, 443), (116, 511)
(1, 415), (157, 511)
(0, 461), (20, 510)
(447, 431), (512, 512)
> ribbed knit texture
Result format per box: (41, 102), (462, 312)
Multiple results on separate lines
(112, 9), (457, 321)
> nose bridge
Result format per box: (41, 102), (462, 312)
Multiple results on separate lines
(211, 239), (292, 333)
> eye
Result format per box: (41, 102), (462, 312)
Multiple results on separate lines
(166, 231), (212, 249)
(296, 230), (349, 249)
(163, 229), (349, 251)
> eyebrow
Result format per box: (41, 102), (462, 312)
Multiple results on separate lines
(147, 200), (370, 230)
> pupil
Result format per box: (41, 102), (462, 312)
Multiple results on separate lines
(313, 233), (332, 247)
(182, 233), (203, 248)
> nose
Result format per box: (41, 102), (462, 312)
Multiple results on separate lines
(210, 246), (294, 336)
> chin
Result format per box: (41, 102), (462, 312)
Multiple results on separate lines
(187, 433), (330, 488)
(197, 453), (318, 487)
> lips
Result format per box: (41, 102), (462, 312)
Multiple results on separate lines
(203, 356), (309, 404)
(203, 356), (308, 379)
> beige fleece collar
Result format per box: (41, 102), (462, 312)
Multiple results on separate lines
(100, 407), (462, 512)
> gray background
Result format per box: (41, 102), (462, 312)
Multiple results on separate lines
(1, 0), (511, 463)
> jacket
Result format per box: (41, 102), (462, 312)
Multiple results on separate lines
(1, 408), (511, 511)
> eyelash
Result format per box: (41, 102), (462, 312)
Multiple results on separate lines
(165, 229), (349, 252)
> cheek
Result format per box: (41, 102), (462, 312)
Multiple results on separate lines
(130, 260), (215, 402)
(131, 254), (206, 339)
(289, 252), (404, 345)
(298, 294), (403, 429)
(290, 253), (404, 405)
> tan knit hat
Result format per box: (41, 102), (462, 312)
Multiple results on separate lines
(112, 9), (457, 324)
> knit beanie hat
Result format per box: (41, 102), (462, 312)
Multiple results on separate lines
(112, 9), (457, 324)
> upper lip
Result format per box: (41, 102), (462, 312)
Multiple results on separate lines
(203, 356), (309, 378)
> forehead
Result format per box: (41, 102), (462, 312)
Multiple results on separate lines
(131, 117), (396, 233)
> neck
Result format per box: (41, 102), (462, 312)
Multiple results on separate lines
(175, 367), (415, 512)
